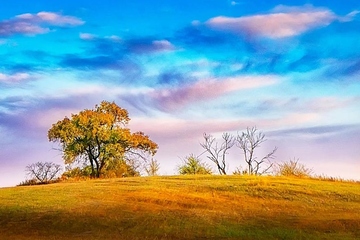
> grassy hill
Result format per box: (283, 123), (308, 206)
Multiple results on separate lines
(0, 175), (359, 240)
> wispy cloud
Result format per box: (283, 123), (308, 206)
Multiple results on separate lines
(0, 11), (84, 37)
(269, 124), (360, 138)
(60, 35), (176, 72)
(253, 96), (359, 115)
(150, 75), (279, 112)
(0, 72), (32, 84)
(206, 5), (343, 38)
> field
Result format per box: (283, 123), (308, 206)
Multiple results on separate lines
(0, 175), (359, 240)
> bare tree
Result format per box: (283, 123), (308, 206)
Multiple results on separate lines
(25, 162), (62, 184)
(200, 133), (235, 175)
(236, 127), (277, 175)
(145, 158), (160, 176)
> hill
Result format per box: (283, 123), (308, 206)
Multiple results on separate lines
(0, 175), (359, 239)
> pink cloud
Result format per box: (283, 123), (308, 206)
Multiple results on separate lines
(206, 6), (337, 38)
(152, 40), (175, 51)
(151, 75), (279, 111)
(17, 11), (84, 26)
(129, 39), (176, 54)
(305, 97), (359, 113)
(0, 12), (84, 37)
(36, 12), (84, 25)
(0, 73), (32, 83)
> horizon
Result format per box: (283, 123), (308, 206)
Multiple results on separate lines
(1, 0), (360, 187)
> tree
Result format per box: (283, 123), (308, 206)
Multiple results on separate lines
(200, 133), (235, 175)
(145, 158), (160, 176)
(236, 127), (277, 175)
(25, 162), (62, 184)
(178, 154), (212, 175)
(48, 101), (158, 178)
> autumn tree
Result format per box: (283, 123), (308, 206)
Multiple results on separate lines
(178, 154), (212, 175)
(236, 127), (277, 175)
(48, 101), (158, 178)
(200, 133), (235, 175)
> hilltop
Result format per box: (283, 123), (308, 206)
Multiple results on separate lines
(0, 175), (359, 240)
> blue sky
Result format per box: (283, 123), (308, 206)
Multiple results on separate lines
(1, 1), (360, 187)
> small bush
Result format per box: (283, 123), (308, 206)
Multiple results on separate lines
(62, 166), (91, 180)
(17, 178), (61, 186)
(233, 167), (248, 175)
(102, 159), (140, 178)
(178, 154), (212, 175)
(17, 179), (39, 186)
(274, 159), (312, 178)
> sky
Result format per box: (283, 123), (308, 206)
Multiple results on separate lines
(1, 0), (360, 187)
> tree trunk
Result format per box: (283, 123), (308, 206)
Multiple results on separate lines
(89, 156), (96, 178)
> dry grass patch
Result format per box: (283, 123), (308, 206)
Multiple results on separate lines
(0, 175), (359, 239)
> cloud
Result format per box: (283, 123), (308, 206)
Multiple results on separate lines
(16, 11), (84, 26)
(206, 6), (338, 38)
(0, 92), (104, 140)
(127, 38), (175, 54)
(79, 32), (97, 40)
(0, 72), (32, 84)
(60, 35), (176, 72)
(171, 6), (360, 78)
(339, 10), (360, 22)
(150, 75), (279, 112)
(269, 124), (360, 139)
(253, 96), (359, 115)
(0, 11), (84, 37)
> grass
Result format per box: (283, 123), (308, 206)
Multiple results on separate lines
(0, 175), (359, 239)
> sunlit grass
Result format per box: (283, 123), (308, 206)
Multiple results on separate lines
(0, 175), (359, 239)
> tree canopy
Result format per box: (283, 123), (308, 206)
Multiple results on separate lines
(48, 101), (158, 178)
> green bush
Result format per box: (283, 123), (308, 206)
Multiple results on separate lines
(178, 154), (212, 175)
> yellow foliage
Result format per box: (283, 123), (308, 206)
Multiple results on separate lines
(48, 101), (158, 177)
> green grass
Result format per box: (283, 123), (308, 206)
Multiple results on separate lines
(0, 175), (359, 239)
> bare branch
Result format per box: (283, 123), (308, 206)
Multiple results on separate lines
(25, 162), (62, 184)
(200, 132), (235, 175)
(235, 127), (277, 175)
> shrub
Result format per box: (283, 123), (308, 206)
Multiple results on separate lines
(178, 154), (212, 175)
(274, 159), (312, 178)
(102, 159), (140, 178)
(17, 178), (61, 186)
(17, 179), (39, 186)
(62, 166), (91, 180)
(233, 167), (248, 175)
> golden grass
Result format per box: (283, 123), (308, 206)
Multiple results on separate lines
(0, 175), (359, 239)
